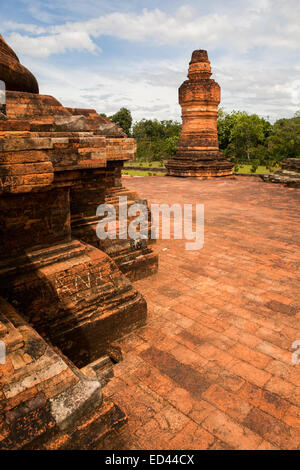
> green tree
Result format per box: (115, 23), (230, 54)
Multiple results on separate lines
(267, 115), (300, 163)
(132, 119), (181, 141)
(160, 120), (182, 138)
(226, 113), (267, 161)
(217, 109), (243, 150)
(132, 119), (181, 162)
(218, 110), (272, 164)
(163, 136), (179, 157)
(132, 119), (164, 140)
(110, 107), (132, 136)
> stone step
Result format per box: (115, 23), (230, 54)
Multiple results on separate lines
(81, 355), (114, 386)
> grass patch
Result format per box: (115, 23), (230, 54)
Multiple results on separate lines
(124, 163), (274, 175)
(124, 160), (166, 168)
(236, 165), (273, 174)
(122, 170), (165, 177)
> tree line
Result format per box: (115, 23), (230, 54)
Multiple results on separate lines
(104, 107), (300, 170)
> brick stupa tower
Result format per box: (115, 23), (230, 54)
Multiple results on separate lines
(166, 50), (233, 178)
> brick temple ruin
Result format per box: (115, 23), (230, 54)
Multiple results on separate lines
(166, 50), (233, 178)
(0, 34), (158, 449)
(1, 33), (299, 451)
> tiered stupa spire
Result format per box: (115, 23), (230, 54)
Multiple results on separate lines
(166, 49), (233, 178)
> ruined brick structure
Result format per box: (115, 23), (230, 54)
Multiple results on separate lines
(0, 35), (157, 449)
(166, 50), (233, 178)
(261, 158), (300, 188)
(0, 34), (39, 94)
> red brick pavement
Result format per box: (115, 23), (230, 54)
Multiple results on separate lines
(101, 176), (300, 450)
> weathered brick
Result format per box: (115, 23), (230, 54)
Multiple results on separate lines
(202, 409), (262, 450)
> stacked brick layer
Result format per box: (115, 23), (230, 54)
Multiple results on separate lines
(0, 297), (126, 449)
(3, 91), (158, 279)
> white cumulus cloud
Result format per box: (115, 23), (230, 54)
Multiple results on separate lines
(7, 31), (99, 58)
(1, 1), (300, 121)
(4, 2), (300, 57)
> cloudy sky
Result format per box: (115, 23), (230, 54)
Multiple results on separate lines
(1, 0), (299, 122)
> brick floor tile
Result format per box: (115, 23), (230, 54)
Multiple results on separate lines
(228, 343), (272, 369)
(237, 381), (290, 420)
(256, 440), (279, 450)
(168, 421), (215, 450)
(167, 387), (196, 415)
(208, 438), (235, 450)
(172, 302), (203, 320)
(188, 400), (217, 425)
(140, 346), (211, 399)
(282, 405), (300, 431)
(266, 360), (300, 387)
(265, 300), (298, 317)
(264, 376), (298, 404)
(256, 327), (293, 350)
(202, 409), (263, 450)
(223, 325), (262, 348)
(243, 407), (300, 449)
(169, 343), (201, 366)
(256, 341), (293, 364)
(132, 363), (175, 399)
(225, 357), (272, 387)
(202, 384), (252, 421)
